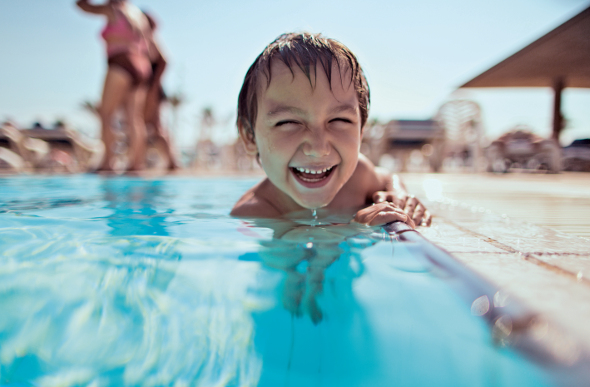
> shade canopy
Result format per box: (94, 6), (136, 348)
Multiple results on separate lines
(460, 6), (590, 89)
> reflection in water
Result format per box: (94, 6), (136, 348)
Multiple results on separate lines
(0, 188), (380, 386)
(471, 295), (491, 316)
(0, 179), (273, 385)
(248, 218), (374, 325)
(101, 179), (172, 237)
(0, 248), (271, 385)
(0, 177), (563, 386)
(239, 217), (382, 387)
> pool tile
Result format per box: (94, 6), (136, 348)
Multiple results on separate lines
(530, 253), (590, 280)
(419, 222), (507, 254)
(450, 251), (590, 355)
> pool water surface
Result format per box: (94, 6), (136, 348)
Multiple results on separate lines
(0, 176), (559, 386)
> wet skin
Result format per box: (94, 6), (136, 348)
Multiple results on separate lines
(232, 60), (432, 227)
(240, 60), (363, 212)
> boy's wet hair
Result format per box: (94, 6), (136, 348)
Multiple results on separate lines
(237, 32), (370, 141)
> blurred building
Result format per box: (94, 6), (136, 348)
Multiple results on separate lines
(362, 119), (445, 172)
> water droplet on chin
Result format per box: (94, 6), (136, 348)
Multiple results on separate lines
(310, 208), (319, 226)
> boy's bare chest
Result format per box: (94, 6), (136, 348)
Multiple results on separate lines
(326, 182), (373, 211)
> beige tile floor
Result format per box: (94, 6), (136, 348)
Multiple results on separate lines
(403, 172), (590, 239)
(400, 172), (590, 366)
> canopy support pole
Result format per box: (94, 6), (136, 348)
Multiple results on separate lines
(552, 77), (564, 143)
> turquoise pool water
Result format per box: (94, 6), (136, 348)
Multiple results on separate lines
(0, 176), (557, 386)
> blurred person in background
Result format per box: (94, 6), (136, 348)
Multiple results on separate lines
(143, 12), (178, 170)
(76, 0), (151, 172)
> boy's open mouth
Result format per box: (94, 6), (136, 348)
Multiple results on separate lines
(290, 165), (336, 188)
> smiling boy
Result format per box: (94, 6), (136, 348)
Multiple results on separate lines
(231, 33), (430, 227)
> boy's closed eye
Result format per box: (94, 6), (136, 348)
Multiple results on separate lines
(275, 118), (354, 127)
(275, 120), (301, 127)
(329, 117), (353, 124)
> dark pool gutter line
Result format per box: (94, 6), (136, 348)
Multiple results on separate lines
(384, 222), (529, 322)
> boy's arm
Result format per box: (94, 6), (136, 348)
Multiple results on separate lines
(374, 167), (431, 226)
(75, 0), (112, 17)
(230, 181), (282, 218)
(353, 163), (431, 227)
(372, 167), (409, 205)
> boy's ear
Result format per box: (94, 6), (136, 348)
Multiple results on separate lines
(238, 122), (258, 156)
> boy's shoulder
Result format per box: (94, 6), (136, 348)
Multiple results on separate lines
(349, 154), (392, 191)
(230, 179), (281, 218)
(328, 154), (392, 209)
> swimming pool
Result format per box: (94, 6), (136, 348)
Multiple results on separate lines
(0, 175), (580, 386)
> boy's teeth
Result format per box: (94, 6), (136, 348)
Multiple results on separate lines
(295, 166), (332, 174)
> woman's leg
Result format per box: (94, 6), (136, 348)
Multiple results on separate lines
(125, 85), (148, 171)
(99, 67), (132, 171)
(145, 109), (179, 170)
(144, 84), (179, 169)
(149, 128), (180, 170)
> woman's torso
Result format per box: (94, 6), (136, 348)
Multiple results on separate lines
(101, 6), (148, 57)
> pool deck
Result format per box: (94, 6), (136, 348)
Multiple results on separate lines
(402, 172), (590, 364)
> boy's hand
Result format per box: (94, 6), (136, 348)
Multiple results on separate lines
(352, 201), (416, 228)
(372, 191), (432, 227)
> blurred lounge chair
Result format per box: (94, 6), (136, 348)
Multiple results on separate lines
(0, 147), (26, 173)
(435, 99), (486, 173)
(20, 122), (104, 173)
(1, 121), (50, 172)
(485, 126), (561, 173)
(562, 139), (590, 172)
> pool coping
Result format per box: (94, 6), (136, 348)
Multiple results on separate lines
(384, 221), (590, 386)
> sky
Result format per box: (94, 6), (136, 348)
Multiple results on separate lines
(1, 0), (589, 148)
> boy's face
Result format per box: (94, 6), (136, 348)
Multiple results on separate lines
(242, 59), (362, 210)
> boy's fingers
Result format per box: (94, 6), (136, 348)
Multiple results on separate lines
(412, 204), (425, 225)
(374, 192), (401, 207)
(372, 201), (397, 212)
(354, 201), (413, 227)
(372, 202), (415, 228)
(368, 209), (413, 227)
(393, 196), (406, 208)
(369, 194), (428, 227)
(396, 194), (409, 208)
(352, 205), (378, 224)
(423, 211), (432, 226)
(373, 191), (387, 203)
(373, 191), (407, 208)
(403, 196), (418, 218)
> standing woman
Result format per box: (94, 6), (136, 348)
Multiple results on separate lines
(76, 0), (151, 172)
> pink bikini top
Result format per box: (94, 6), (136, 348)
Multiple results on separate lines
(101, 10), (147, 57)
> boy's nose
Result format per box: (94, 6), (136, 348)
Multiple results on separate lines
(302, 129), (331, 157)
